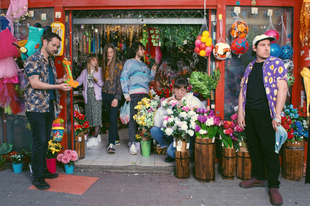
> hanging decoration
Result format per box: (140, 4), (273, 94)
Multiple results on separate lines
(213, 14), (231, 60)
(300, 0), (310, 46)
(231, 37), (249, 56)
(264, 14), (279, 43)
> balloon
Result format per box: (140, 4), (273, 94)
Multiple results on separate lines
(196, 35), (202, 40)
(195, 39), (202, 47)
(210, 44), (214, 50)
(194, 47), (200, 54)
(199, 50), (206, 56)
(287, 73), (295, 87)
(213, 42), (231, 60)
(205, 38), (212, 47)
(265, 29), (279, 43)
(199, 43), (207, 50)
(202, 31), (210, 37)
(283, 59), (294, 73)
(205, 51), (211, 57)
(205, 47), (212, 54)
(279, 45), (293, 60)
(270, 43), (281, 57)
(231, 38), (249, 55)
(201, 36), (207, 43)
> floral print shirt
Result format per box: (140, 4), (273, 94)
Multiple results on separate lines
(102, 62), (123, 100)
(24, 50), (61, 117)
(240, 56), (287, 118)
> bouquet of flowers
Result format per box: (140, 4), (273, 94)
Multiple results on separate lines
(74, 110), (90, 135)
(194, 108), (220, 139)
(161, 98), (197, 149)
(218, 120), (236, 149)
(47, 140), (62, 159)
(282, 104), (309, 142)
(57, 149), (78, 166)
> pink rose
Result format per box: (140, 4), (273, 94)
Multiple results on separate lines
(70, 153), (78, 161)
(62, 156), (70, 164)
(64, 149), (72, 156)
(57, 153), (63, 162)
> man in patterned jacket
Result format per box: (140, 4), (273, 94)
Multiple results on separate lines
(24, 32), (71, 190)
(237, 34), (288, 205)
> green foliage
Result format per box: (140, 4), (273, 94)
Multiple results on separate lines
(189, 68), (221, 99)
(0, 143), (13, 157)
(218, 129), (233, 149)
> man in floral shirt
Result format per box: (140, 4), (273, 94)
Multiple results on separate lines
(237, 34), (288, 205)
(24, 32), (71, 190)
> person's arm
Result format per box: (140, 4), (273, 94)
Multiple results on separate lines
(237, 88), (246, 130)
(75, 69), (85, 86)
(93, 67), (104, 87)
(148, 64), (157, 81)
(120, 61), (130, 101)
(29, 75), (71, 91)
(115, 63), (123, 101)
(272, 79), (288, 132)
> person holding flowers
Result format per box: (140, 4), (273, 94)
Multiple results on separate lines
(237, 34), (288, 205)
(120, 42), (157, 155)
(151, 77), (205, 162)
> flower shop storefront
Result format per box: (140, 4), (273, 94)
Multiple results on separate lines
(1, 0), (309, 182)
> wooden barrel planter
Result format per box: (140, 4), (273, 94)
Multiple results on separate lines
(222, 147), (236, 180)
(175, 140), (190, 179)
(282, 140), (304, 181)
(236, 149), (252, 180)
(195, 137), (215, 182)
(74, 133), (86, 159)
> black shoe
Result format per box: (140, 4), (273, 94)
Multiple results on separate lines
(32, 177), (50, 190)
(43, 170), (59, 179)
(165, 156), (175, 162)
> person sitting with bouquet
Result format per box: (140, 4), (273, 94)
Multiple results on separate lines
(151, 77), (205, 162)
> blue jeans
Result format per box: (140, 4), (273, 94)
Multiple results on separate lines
(26, 101), (54, 179)
(150, 126), (195, 159)
(102, 93), (120, 145)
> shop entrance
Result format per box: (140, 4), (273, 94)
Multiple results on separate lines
(69, 9), (217, 166)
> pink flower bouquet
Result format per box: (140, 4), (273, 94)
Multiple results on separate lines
(57, 149), (78, 166)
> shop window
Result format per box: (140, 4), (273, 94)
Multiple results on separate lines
(224, 6), (293, 119)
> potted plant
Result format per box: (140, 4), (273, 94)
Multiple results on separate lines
(57, 149), (78, 174)
(46, 140), (62, 173)
(0, 143), (13, 171)
(193, 108), (221, 182)
(74, 110), (89, 159)
(8, 152), (24, 173)
(20, 147), (32, 173)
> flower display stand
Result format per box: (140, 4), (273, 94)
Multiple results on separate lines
(64, 164), (74, 174)
(74, 133), (85, 159)
(175, 140), (190, 179)
(12, 162), (23, 173)
(141, 140), (151, 157)
(46, 158), (57, 173)
(282, 140), (304, 181)
(195, 137), (215, 182)
(222, 147), (236, 180)
(236, 147), (252, 180)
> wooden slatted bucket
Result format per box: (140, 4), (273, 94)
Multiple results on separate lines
(74, 133), (85, 159)
(175, 149), (190, 179)
(222, 147), (236, 180)
(236, 149), (252, 180)
(195, 137), (215, 182)
(282, 140), (304, 181)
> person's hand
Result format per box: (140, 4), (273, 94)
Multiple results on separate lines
(93, 77), (98, 82)
(125, 97), (131, 102)
(151, 64), (157, 71)
(237, 113), (246, 130)
(58, 83), (72, 91)
(62, 74), (68, 83)
(111, 99), (118, 107)
(272, 117), (281, 133)
(166, 97), (176, 103)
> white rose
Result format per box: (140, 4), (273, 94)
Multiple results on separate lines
(163, 120), (168, 127)
(167, 109), (173, 115)
(179, 112), (187, 118)
(187, 129), (194, 136)
(199, 129), (207, 135)
(181, 123), (188, 131)
(190, 121), (196, 129)
(206, 118), (214, 126)
(165, 128), (173, 136)
(168, 117), (174, 123)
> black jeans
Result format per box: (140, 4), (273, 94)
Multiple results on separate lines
(245, 107), (280, 188)
(26, 101), (54, 180)
(128, 94), (148, 143)
(102, 93), (120, 145)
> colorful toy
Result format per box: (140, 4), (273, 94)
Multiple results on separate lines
(287, 73), (295, 87)
(62, 59), (79, 88)
(21, 26), (44, 60)
(279, 45), (293, 60)
(265, 29), (279, 43)
(230, 21), (249, 38)
(51, 21), (65, 56)
(283, 59), (294, 73)
(52, 118), (64, 142)
(213, 42), (231, 60)
(270, 43), (281, 57)
(231, 38), (249, 55)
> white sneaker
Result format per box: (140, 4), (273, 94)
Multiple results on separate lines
(92, 137), (99, 146)
(97, 134), (102, 143)
(107, 143), (115, 153)
(129, 144), (138, 155)
(87, 139), (94, 147)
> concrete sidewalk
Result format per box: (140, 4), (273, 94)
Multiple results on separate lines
(0, 166), (309, 206)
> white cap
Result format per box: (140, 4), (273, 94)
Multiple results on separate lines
(252, 34), (276, 46)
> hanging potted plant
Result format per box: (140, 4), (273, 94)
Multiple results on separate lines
(46, 140), (62, 174)
(0, 143), (13, 171)
(194, 108), (221, 182)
